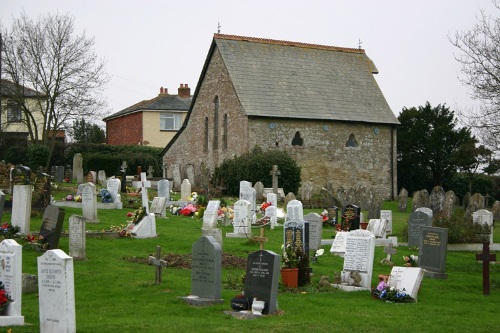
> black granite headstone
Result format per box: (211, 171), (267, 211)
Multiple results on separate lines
(39, 205), (66, 249)
(328, 206), (339, 226)
(418, 226), (448, 279)
(341, 204), (361, 230)
(283, 219), (309, 254)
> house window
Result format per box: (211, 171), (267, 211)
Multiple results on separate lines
(7, 102), (22, 123)
(222, 113), (228, 150)
(160, 112), (183, 130)
(204, 116), (209, 153)
(213, 96), (219, 149)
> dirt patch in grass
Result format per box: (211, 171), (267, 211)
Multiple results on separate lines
(123, 252), (247, 269)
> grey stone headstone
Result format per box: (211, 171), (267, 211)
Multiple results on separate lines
(418, 227), (448, 278)
(254, 181), (264, 203)
(398, 187), (408, 212)
(492, 200), (500, 222)
(300, 181), (313, 203)
(341, 229), (375, 289)
(202, 200), (220, 229)
(469, 193), (485, 209)
(55, 166), (65, 182)
(185, 164), (195, 186)
(39, 205), (66, 250)
(243, 250), (280, 315)
(157, 179), (170, 198)
(98, 170), (107, 186)
(150, 197), (168, 218)
(442, 190), (456, 219)
(0, 239), (24, 324)
(416, 207), (433, 219)
(69, 215), (86, 259)
(407, 210), (433, 248)
(0, 190), (5, 222)
(191, 236), (222, 300)
(380, 210), (393, 233)
(284, 192), (296, 208)
(429, 186), (446, 216)
(172, 164), (181, 191)
(106, 178), (121, 203)
(72, 153), (83, 183)
(304, 213), (322, 251)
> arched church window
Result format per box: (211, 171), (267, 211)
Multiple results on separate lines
(345, 133), (358, 147)
(213, 96), (219, 149)
(204, 116), (209, 152)
(291, 131), (303, 146)
(222, 113), (228, 150)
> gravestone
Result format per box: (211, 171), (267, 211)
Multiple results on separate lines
(38, 249), (75, 333)
(150, 197), (168, 218)
(412, 190), (429, 212)
(328, 206), (339, 226)
(226, 200), (251, 238)
(383, 243), (396, 263)
(87, 171), (97, 184)
(81, 182), (99, 223)
(492, 200), (500, 222)
(39, 205), (66, 250)
(129, 213), (157, 238)
(463, 192), (471, 208)
(407, 210), (433, 248)
(476, 242), (497, 295)
(284, 192), (296, 208)
(180, 179), (191, 201)
(266, 193), (277, 208)
(132, 172), (152, 213)
(243, 250), (280, 315)
(76, 183), (86, 196)
(367, 219), (388, 238)
(0, 239), (24, 326)
(338, 229), (375, 290)
(442, 190), (456, 219)
(464, 202), (479, 222)
(341, 204), (361, 230)
(419, 226), (449, 279)
(106, 178), (122, 206)
(55, 166), (65, 182)
(202, 200), (222, 245)
(11, 185), (33, 234)
(72, 153), (83, 183)
(97, 170), (106, 186)
(398, 187), (408, 212)
(172, 164), (182, 191)
(473, 209), (494, 244)
(265, 206), (277, 229)
(185, 165), (195, 185)
(330, 231), (348, 256)
(254, 182), (264, 203)
(269, 165), (280, 196)
(387, 266), (424, 301)
(184, 236), (223, 306)
(416, 207), (433, 220)
(68, 215), (86, 260)
(240, 184), (256, 222)
(429, 186), (446, 216)
(284, 219), (309, 255)
(148, 246), (168, 284)
(286, 199), (304, 223)
(301, 181), (313, 207)
(304, 213), (322, 252)
(0, 190), (5, 222)
(157, 179), (170, 199)
(380, 210), (392, 233)
(470, 193), (485, 209)
(147, 165), (154, 179)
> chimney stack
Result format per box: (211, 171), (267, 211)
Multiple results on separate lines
(178, 83), (191, 98)
(159, 87), (168, 95)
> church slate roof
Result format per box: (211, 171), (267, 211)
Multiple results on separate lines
(214, 34), (399, 125)
(103, 94), (191, 121)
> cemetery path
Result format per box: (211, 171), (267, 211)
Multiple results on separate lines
(123, 252), (247, 269)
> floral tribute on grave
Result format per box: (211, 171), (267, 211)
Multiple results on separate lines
(0, 282), (11, 315)
(371, 278), (415, 303)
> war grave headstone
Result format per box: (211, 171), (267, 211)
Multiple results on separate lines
(418, 226), (449, 279)
(380, 210), (393, 233)
(133, 172), (152, 213)
(286, 199), (304, 223)
(242, 250), (280, 315)
(330, 231), (348, 257)
(129, 212), (157, 238)
(97, 170), (106, 186)
(473, 209), (494, 244)
(72, 153), (83, 183)
(182, 236), (223, 306)
(11, 184), (33, 234)
(476, 242), (497, 295)
(202, 200), (222, 246)
(0, 190), (5, 222)
(180, 179), (191, 202)
(398, 187), (408, 212)
(150, 197), (168, 218)
(157, 179), (170, 199)
(38, 249), (75, 333)
(69, 215), (86, 260)
(106, 178), (123, 209)
(387, 266), (425, 301)
(226, 200), (251, 238)
(335, 229), (375, 291)
(39, 205), (66, 250)
(265, 206), (277, 229)
(407, 210), (433, 248)
(0, 239), (24, 326)
(81, 182), (99, 223)
(304, 213), (322, 252)
(341, 204), (361, 230)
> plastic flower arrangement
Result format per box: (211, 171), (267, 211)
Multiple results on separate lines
(259, 202), (272, 213)
(404, 255), (418, 267)
(0, 281), (12, 314)
(371, 281), (415, 303)
(127, 206), (146, 225)
(98, 189), (113, 203)
(188, 192), (198, 203)
(64, 194), (74, 201)
(281, 244), (303, 269)
(1, 222), (20, 239)
(321, 209), (328, 223)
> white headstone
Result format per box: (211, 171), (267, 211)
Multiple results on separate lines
(240, 185), (256, 221)
(286, 199), (303, 222)
(150, 197), (168, 218)
(76, 184), (86, 196)
(266, 193), (278, 207)
(132, 172), (152, 213)
(367, 219), (388, 238)
(81, 182), (99, 223)
(11, 185), (33, 234)
(106, 178), (121, 204)
(69, 215), (86, 260)
(226, 200), (251, 238)
(202, 201), (220, 229)
(157, 179), (170, 199)
(341, 229), (375, 289)
(38, 249), (75, 333)
(129, 213), (157, 238)
(97, 170), (106, 186)
(380, 210), (393, 233)
(473, 209), (494, 243)
(330, 231), (347, 256)
(0, 239), (24, 326)
(265, 206), (277, 229)
(181, 179), (191, 201)
(387, 266), (424, 301)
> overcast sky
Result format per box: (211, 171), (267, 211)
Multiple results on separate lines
(2, 0), (498, 124)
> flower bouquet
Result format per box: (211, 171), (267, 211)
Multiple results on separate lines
(0, 282), (12, 315)
(371, 280), (415, 303)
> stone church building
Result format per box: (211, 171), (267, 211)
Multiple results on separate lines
(161, 34), (399, 199)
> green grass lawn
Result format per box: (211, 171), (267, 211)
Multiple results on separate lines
(2, 193), (500, 332)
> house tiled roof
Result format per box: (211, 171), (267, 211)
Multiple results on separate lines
(103, 94), (192, 121)
(0, 79), (46, 98)
(214, 34), (399, 125)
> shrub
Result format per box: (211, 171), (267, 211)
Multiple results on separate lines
(27, 144), (50, 170)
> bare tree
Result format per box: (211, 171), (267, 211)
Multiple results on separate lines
(1, 12), (108, 169)
(449, 1), (500, 152)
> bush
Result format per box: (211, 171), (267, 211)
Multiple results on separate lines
(27, 144), (50, 170)
(213, 147), (301, 197)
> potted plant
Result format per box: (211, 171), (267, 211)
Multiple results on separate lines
(280, 244), (301, 288)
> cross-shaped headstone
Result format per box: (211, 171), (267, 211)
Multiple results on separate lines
(148, 245), (168, 284)
(252, 226), (268, 250)
(269, 165), (280, 196)
(485, 194), (491, 207)
(121, 161), (127, 172)
(476, 242), (496, 295)
(133, 172), (151, 213)
(383, 243), (397, 262)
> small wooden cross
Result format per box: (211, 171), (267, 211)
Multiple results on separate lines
(148, 245), (168, 284)
(252, 226), (268, 250)
(476, 242), (496, 295)
(383, 243), (397, 262)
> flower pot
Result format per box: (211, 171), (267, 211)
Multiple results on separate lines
(281, 268), (299, 288)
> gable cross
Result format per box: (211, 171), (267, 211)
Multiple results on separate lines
(269, 165), (280, 196)
(476, 242), (496, 295)
(133, 172), (152, 213)
(148, 245), (169, 284)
